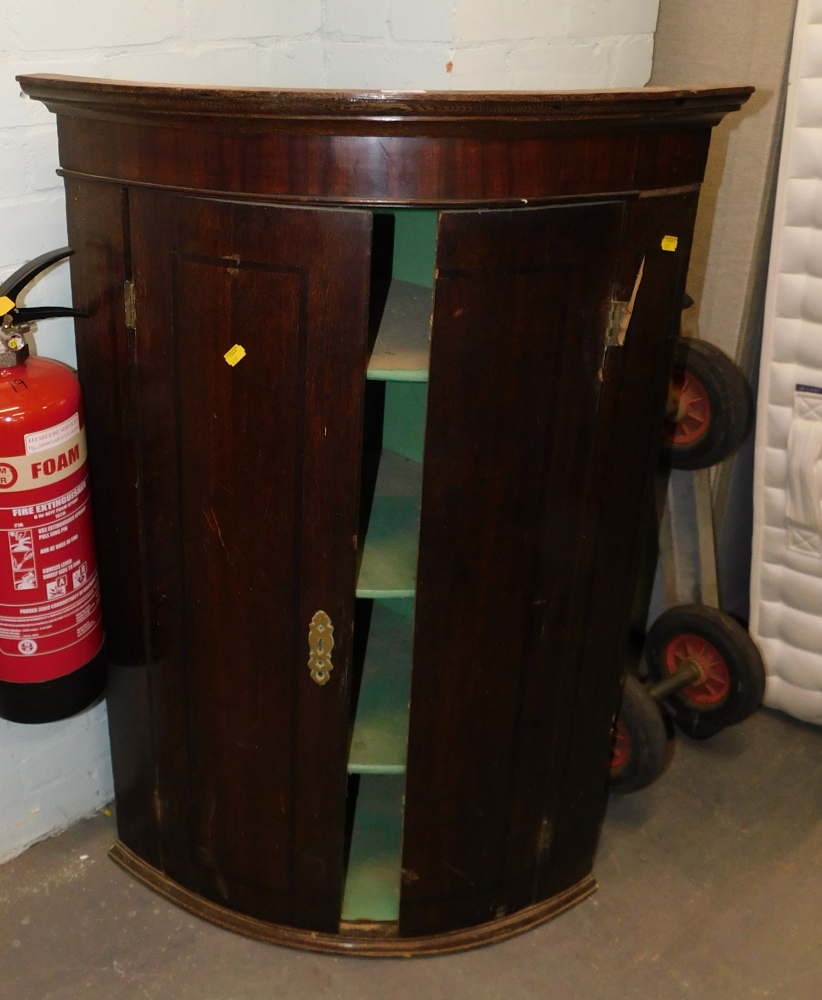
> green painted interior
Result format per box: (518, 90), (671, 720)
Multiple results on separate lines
(348, 598), (413, 775)
(368, 368), (428, 383)
(355, 492), (419, 598)
(343, 209), (436, 924)
(355, 450), (421, 599)
(388, 209), (437, 288)
(380, 210), (436, 462)
(382, 383), (427, 464)
(340, 774), (405, 923)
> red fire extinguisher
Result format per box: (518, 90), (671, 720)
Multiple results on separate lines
(0, 248), (105, 724)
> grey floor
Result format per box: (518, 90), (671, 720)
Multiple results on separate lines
(2, 706), (821, 1000)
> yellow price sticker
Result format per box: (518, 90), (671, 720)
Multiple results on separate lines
(661, 235), (679, 252)
(0, 296), (15, 316)
(224, 344), (247, 367)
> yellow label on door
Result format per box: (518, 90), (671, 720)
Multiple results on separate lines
(0, 296), (15, 316)
(661, 235), (679, 252)
(224, 344), (247, 367)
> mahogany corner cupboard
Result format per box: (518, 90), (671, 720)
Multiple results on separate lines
(20, 75), (751, 955)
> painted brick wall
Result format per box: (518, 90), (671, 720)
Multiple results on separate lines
(0, 0), (659, 863)
(0, 711), (112, 864)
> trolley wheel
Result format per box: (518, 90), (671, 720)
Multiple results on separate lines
(645, 604), (766, 739)
(663, 338), (754, 470)
(609, 674), (670, 794)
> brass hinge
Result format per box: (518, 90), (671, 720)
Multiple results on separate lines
(605, 299), (631, 349)
(605, 256), (646, 350)
(124, 280), (136, 330)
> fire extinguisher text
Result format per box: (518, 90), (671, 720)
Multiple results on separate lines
(31, 444), (80, 479)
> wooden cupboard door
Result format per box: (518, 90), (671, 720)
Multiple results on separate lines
(66, 178), (162, 866)
(401, 195), (698, 937)
(128, 191), (371, 932)
(537, 192), (700, 900)
(400, 201), (627, 936)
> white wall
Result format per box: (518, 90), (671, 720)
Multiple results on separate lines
(0, 0), (660, 864)
(650, 0), (795, 367)
(650, 0), (796, 619)
(0, 710), (112, 864)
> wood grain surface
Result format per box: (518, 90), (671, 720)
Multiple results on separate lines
(37, 78), (746, 948)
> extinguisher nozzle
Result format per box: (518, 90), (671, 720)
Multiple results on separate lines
(0, 247), (75, 302)
(13, 306), (88, 322)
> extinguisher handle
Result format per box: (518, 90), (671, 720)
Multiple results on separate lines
(12, 306), (87, 322)
(0, 246), (75, 302)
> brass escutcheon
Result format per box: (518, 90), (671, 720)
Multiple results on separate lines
(308, 610), (334, 685)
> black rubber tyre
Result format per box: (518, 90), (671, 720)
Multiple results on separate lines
(663, 338), (754, 470)
(609, 674), (670, 794)
(645, 604), (766, 740)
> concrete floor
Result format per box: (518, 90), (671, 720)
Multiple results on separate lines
(1, 706), (821, 1000)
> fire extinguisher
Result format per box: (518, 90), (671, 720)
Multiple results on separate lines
(0, 248), (105, 724)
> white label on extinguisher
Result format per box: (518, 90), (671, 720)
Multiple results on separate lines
(25, 414), (80, 454)
(0, 471), (103, 684)
(0, 428), (86, 494)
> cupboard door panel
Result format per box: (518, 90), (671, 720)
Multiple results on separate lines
(65, 178), (161, 865)
(400, 202), (625, 935)
(66, 179), (148, 667)
(129, 192), (371, 931)
(537, 192), (700, 898)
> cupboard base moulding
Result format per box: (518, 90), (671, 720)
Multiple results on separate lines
(109, 840), (596, 957)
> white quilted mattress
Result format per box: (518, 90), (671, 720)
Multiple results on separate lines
(751, 0), (822, 724)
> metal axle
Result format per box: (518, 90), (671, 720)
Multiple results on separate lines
(648, 659), (703, 702)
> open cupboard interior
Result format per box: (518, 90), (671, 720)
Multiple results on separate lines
(20, 76), (752, 955)
(345, 210), (433, 925)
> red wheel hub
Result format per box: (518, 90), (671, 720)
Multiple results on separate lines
(666, 369), (710, 446)
(611, 718), (630, 770)
(665, 633), (730, 705)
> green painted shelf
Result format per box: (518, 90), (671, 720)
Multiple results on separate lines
(348, 599), (413, 775)
(344, 215), (434, 926)
(367, 280), (431, 383)
(341, 774), (405, 923)
(356, 450), (422, 599)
